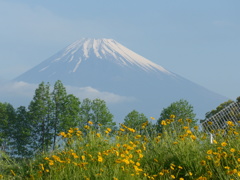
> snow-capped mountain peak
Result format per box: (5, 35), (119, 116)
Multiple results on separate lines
(14, 38), (228, 122)
(52, 38), (172, 74)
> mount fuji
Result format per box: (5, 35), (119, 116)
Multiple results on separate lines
(15, 38), (227, 121)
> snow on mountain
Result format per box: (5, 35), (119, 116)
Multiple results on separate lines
(14, 38), (228, 122)
(38, 38), (172, 75)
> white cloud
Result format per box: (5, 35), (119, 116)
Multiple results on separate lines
(0, 81), (37, 107)
(0, 81), (135, 107)
(0, 81), (37, 98)
(66, 86), (136, 104)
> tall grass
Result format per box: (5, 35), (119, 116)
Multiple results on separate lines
(1, 117), (240, 180)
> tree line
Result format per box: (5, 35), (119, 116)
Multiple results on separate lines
(0, 80), (199, 158)
(0, 81), (117, 157)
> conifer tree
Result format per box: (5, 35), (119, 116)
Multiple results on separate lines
(28, 82), (53, 153)
(11, 106), (32, 157)
(52, 80), (81, 150)
(0, 102), (16, 152)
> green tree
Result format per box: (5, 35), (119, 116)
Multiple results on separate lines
(79, 98), (93, 128)
(0, 102), (16, 153)
(205, 100), (234, 119)
(28, 82), (53, 153)
(79, 98), (116, 131)
(11, 106), (32, 157)
(51, 80), (81, 150)
(59, 94), (81, 132)
(123, 110), (148, 130)
(202, 99), (239, 132)
(52, 80), (67, 150)
(157, 99), (197, 132)
(91, 99), (115, 130)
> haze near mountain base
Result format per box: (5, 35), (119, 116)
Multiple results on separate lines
(15, 38), (228, 122)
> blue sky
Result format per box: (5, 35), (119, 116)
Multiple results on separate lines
(0, 0), (240, 100)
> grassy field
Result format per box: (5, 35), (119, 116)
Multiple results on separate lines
(1, 116), (240, 180)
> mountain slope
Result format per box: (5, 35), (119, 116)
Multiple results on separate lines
(15, 38), (228, 121)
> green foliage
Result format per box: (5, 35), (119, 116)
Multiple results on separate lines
(11, 106), (32, 157)
(91, 98), (115, 129)
(205, 99), (234, 119)
(51, 80), (81, 150)
(123, 110), (148, 131)
(79, 98), (116, 131)
(0, 102), (16, 152)
(2, 116), (240, 180)
(28, 82), (53, 153)
(157, 99), (197, 132)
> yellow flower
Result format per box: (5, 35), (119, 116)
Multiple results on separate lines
(188, 172), (193, 176)
(49, 160), (54, 166)
(39, 164), (44, 171)
(159, 172), (164, 176)
(206, 155), (211, 160)
(170, 115), (176, 119)
(170, 175), (175, 179)
(207, 149), (213, 154)
(119, 128), (125, 132)
(84, 125), (90, 130)
(200, 160), (206, 166)
(150, 117), (155, 120)
(139, 153), (144, 158)
(230, 148), (235, 153)
(208, 121), (213, 125)
(59, 132), (67, 138)
(88, 121), (93, 125)
(186, 118), (192, 123)
(226, 121), (235, 126)
(96, 133), (101, 137)
(161, 120), (167, 126)
(207, 171), (212, 176)
(191, 134), (198, 140)
(68, 128), (74, 133)
(178, 118), (183, 122)
(107, 128), (112, 132)
(128, 128), (136, 132)
(179, 178), (184, 180)
(81, 155), (86, 161)
(221, 142), (227, 147)
(135, 135), (141, 139)
(194, 126), (199, 130)
(98, 156), (103, 162)
(113, 178), (118, 180)
(136, 162), (140, 166)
